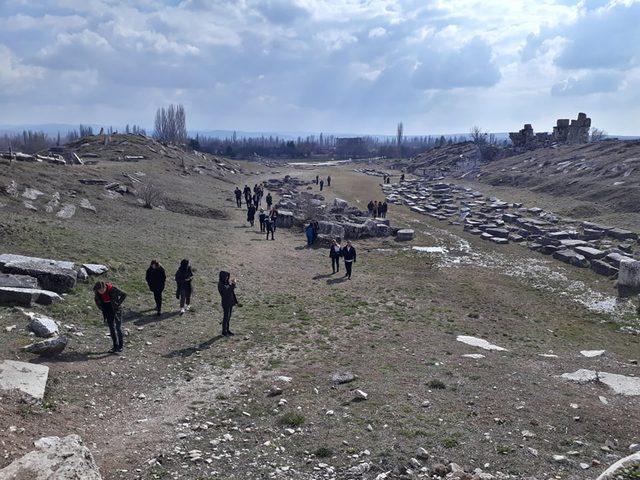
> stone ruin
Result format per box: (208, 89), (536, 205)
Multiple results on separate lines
(509, 113), (591, 149)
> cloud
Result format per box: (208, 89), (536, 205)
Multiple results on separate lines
(551, 71), (623, 96)
(412, 37), (501, 90)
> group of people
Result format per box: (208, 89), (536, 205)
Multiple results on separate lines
(329, 239), (357, 279)
(93, 258), (243, 353)
(367, 200), (388, 218)
(235, 184), (273, 211)
(315, 175), (331, 191)
(236, 183), (279, 240)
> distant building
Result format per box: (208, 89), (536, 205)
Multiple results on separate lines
(509, 113), (592, 149)
(335, 137), (368, 158)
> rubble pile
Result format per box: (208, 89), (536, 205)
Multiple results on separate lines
(383, 180), (640, 290)
(264, 177), (398, 244)
(509, 112), (592, 150)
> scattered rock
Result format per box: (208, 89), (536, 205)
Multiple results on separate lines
(456, 335), (507, 351)
(331, 372), (357, 385)
(22, 188), (44, 201)
(22, 336), (69, 357)
(83, 263), (109, 275)
(24, 312), (59, 337)
(79, 198), (97, 213)
(56, 203), (76, 219)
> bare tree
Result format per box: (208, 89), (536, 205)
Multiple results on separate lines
(590, 128), (606, 142)
(140, 182), (163, 209)
(79, 124), (94, 138)
(470, 125), (487, 145)
(396, 122), (403, 158)
(154, 104), (188, 144)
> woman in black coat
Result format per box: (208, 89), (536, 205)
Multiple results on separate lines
(175, 259), (194, 315)
(218, 271), (237, 336)
(145, 260), (166, 315)
(342, 241), (357, 279)
(329, 239), (342, 274)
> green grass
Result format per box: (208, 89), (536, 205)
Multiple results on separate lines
(277, 411), (305, 427)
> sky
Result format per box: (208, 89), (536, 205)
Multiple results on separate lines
(0, 0), (639, 136)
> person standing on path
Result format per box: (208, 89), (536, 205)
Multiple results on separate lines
(247, 204), (257, 227)
(218, 271), (236, 336)
(94, 281), (127, 353)
(266, 193), (273, 209)
(243, 185), (251, 206)
(259, 208), (267, 232)
(234, 187), (242, 207)
(327, 176), (331, 187)
(175, 259), (194, 315)
(319, 179), (324, 191)
(145, 260), (166, 316)
(329, 239), (342, 274)
(381, 201), (388, 219)
(265, 215), (275, 240)
(269, 207), (279, 233)
(305, 223), (315, 247)
(342, 241), (356, 279)
(367, 200), (374, 216)
(315, 174), (319, 185)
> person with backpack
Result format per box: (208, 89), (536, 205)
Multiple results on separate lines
(234, 187), (242, 207)
(247, 204), (257, 227)
(243, 185), (251, 205)
(94, 281), (127, 353)
(218, 271), (237, 336)
(145, 260), (166, 316)
(342, 241), (357, 279)
(175, 259), (194, 315)
(329, 239), (342, 274)
(266, 193), (273, 209)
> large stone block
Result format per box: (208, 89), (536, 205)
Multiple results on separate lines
(276, 210), (294, 228)
(396, 229), (415, 241)
(0, 435), (102, 480)
(342, 222), (368, 239)
(2, 260), (77, 293)
(317, 221), (345, 239)
(618, 259), (640, 293)
(22, 336), (69, 357)
(24, 312), (59, 338)
(0, 273), (38, 289)
(0, 287), (62, 307)
(0, 360), (49, 399)
(553, 249), (589, 268)
(591, 259), (618, 277)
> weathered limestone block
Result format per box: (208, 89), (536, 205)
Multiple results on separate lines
(0, 360), (49, 399)
(276, 210), (294, 228)
(396, 229), (414, 241)
(22, 336), (69, 357)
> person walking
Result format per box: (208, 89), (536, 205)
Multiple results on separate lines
(247, 204), (256, 227)
(218, 271), (237, 336)
(311, 220), (319, 244)
(234, 187), (242, 207)
(327, 175), (331, 187)
(329, 239), (342, 274)
(367, 200), (374, 216)
(342, 241), (356, 279)
(265, 215), (275, 240)
(145, 260), (166, 316)
(243, 185), (251, 205)
(259, 208), (267, 233)
(175, 259), (194, 315)
(319, 179), (324, 191)
(94, 281), (127, 353)
(381, 201), (388, 219)
(266, 193), (273, 209)
(269, 207), (279, 233)
(315, 174), (319, 185)
(372, 201), (379, 218)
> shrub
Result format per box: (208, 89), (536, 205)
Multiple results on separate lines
(277, 411), (305, 427)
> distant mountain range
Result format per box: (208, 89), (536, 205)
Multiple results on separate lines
(0, 124), (637, 141)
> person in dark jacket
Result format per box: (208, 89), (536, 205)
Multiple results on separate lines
(94, 281), (127, 353)
(315, 174), (319, 185)
(269, 207), (279, 232)
(327, 175), (331, 187)
(367, 200), (374, 216)
(305, 223), (315, 247)
(258, 208), (267, 232)
(319, 179), (324, 191)
(311, 220), (319, 243)
(218, 271), (237, 336)
(342, 241), (356, 279)
(234, 187), (242, 207)
(381, 201), (388, 218)
(145, 260), (166, 315)
(247, 204), (256, 227)
(175, 259), (194, 315)
(266, 193), (273, 209)
(243, 185), (251, 205)
(329, 239), (342, 273)
(265, 215), (275, 240)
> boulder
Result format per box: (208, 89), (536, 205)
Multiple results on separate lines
(618, 259), (640, 294)
(22, 336), (69, 357)
(596, 452), (640, 480)
(397, 229), (415, 241)
(0, 360), (49, 400)
(591, 259), (619, 277)
(331, 372), (357, 385)
(83, 263), (108, 275)
(553, 249), (590, 268)
(342, 222), (368, 240)
(317, 221), (345, 240)
(0, 435), (102, 480)
(276, 210), (294, 228)
(0, 287), (61, 307)
(0, 273), (38, 289)
(574, 246), (606, 259)
(56, 204), (76, 219)
(1, 258), (77, 293)
(25, 312), (59, 337)
(606, 252), (634, 268)
(607, 228), (637, 241)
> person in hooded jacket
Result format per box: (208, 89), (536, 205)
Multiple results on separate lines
(247, 204), (257, 227)
(175, 259), (194, 315)
(145, 260), (166, 315)
(94, 281), (127, 353)
(218, 271), (237, 336)
(234, 187), (242, 207)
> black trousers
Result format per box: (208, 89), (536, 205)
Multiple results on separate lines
(103, 305), (123, 349)
(259, 219), (265, 232)
(153, 289), (163, 312)
(331, 257), (340, 272)
(266, 228), (274, 240)
(236, 197), (242, 207)
(179, 285), (192, 308)
(345, 261), (353, 278)
(222, 304), (233, 333)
